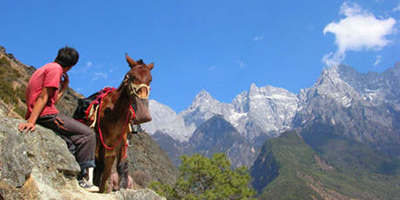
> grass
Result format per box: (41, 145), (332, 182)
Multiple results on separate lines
(0, 56), (26, 117)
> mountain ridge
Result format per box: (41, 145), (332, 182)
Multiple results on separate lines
(295, 64), (400, 157)
(145, 63), (400, 142)
(144, 62), (400, 171)
(143, 83), (299, 142)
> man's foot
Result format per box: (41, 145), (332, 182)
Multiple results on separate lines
(136, 124), (145, 134)
(78, 167), (98, 192)
(129, 124), (145, 135)
(79, 178), (99, 192)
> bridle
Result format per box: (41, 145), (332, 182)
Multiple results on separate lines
(124, 74), (150, 99)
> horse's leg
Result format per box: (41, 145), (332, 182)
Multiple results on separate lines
(93, 157), (103, 187)
(99, 155), (115, 193)
(117, 137), (132, 190)
(117, 157), (130, 189)
(93, 144), (104, 187)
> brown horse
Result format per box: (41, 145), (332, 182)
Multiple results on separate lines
(93, 54), (153, 193)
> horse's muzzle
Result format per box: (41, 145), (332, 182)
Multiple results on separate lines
(132, 97), (152, 124)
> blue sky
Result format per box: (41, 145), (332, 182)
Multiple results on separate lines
(1, 0), (399, 112)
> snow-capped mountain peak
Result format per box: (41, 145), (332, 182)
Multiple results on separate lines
(141, 100), (195, 142)
(145, 85), (299, 142)
(187, 89), (220, 112)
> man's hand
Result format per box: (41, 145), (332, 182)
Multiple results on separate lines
(18, 122), (36, 133)
(61, 73), (69, 90)
(56, 73), (69, 103)
(18, 87), (53, 133)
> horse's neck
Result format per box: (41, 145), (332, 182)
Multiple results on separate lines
(107, 88), (131, 119)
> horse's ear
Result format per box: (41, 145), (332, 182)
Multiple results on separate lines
(125, 53), (137, 68)
(147, 63), (154, 70)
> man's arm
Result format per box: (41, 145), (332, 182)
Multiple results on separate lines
(18, 87), (56, 132)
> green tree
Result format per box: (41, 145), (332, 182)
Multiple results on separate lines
(151, 153), (256, 200)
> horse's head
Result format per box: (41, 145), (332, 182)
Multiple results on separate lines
(123, 54), (154, 124)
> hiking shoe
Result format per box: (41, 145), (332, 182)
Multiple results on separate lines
(78, 178), (99, 192)
(130, 124), (145, 134)
(136, 124), (145, 134)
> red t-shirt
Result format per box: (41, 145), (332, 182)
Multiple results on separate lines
(25, 62), (63, 119)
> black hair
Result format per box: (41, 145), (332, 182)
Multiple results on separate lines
(54, 46), (79, 68)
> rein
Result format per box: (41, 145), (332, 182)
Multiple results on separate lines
(96, 88), (134, 151)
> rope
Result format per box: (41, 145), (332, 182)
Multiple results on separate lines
(96, 88), (132, 151)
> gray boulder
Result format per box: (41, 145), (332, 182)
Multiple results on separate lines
(0, 113), (165, 200)
(0, 117), (33, 187)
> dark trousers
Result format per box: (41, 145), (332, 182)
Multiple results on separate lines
(37, 113), (96, 170)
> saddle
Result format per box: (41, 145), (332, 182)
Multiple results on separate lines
(73, 87), (115, 127)
(73, 87), (136, 130)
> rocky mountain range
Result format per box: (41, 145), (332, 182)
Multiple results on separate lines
(143, 83), (299, 167)
(144, 84), (298, 143)
(143, 62), (400, 169)
(150, 115), (256, 168)
(294, 64), (400, 158)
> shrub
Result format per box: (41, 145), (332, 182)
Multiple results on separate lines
(0, 56), (26, 117)
(150, 153), (256, 200)
(0, 79), (16, 104)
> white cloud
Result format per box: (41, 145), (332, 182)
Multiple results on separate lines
(339, 2), (364, 16)
(394, 4), (400, 12)
(322, 2), (396, 66)
(253, 36), (264, 41)
(86, 61), (93, 67)
(93, 72), (108, 80)
(238, 60), (246, 68)
(374, 55), (382, 66)
(70, 61), (94, 74)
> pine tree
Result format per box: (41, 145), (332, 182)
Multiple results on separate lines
(151, 153), (256, 200)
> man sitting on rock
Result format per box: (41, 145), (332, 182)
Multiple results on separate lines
(18, 46), (97, 191)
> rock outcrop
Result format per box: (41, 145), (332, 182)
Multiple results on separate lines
(0, 112), (167, 200)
